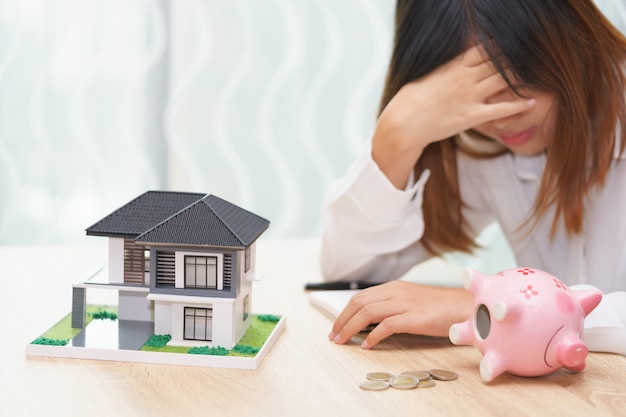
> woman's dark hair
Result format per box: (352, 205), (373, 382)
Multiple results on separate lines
(379, 0), (626, 255)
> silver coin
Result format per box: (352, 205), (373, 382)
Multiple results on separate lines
(428, 369), (458, 381)
(389, 375), (419, 390)
(366, 371), (394, 381)
(417, 379), (436, 388)
(359, 380), (389, 391)
(400, 370), (431, 381)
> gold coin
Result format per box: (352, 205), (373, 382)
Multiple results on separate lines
(359, 380), (389, 391)
(417, 379), (436, 388)
(389, 375), (418, 390)
(401, 370), (431, 381)
(366, 371), (394, 381)
(428, 369), (458, 381)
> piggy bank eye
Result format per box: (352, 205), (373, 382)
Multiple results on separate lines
(474, 304), (491, 340)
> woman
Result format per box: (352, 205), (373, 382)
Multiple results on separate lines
(321, 0), (626, 349)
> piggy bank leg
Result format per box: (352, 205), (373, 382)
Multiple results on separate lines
(556, 336), (588, 372)
(449, 321), (474, 346)
(479, 351), (507, 382)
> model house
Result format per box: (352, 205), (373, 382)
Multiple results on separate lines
(71, 191), (270, 350)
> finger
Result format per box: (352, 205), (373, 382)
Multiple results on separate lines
(462, 44), (490, 67)
(360, 303), (453, 349)
(332, 300), (401, 344)
(478, 72), (511, 96)
(477, 98), (536, 124)
(361, 312), (420, 349)
(329, 289), (380, 339)
(478, 66), (522, 93)
(464, 47), (511, 84)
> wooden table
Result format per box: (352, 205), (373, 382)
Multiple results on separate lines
(1, 239), (625, 417)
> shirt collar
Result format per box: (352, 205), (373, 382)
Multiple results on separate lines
(513, 153), (545, 181)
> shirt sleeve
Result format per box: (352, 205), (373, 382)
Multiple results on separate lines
(320, 144), (431, 282)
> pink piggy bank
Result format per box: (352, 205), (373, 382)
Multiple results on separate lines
(449, 267), (602, 382)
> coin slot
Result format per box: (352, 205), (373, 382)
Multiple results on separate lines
(474, 304), (491, 340)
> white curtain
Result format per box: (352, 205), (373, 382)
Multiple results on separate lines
(0, 0), (394, 244)
(0, 0), (624, 245)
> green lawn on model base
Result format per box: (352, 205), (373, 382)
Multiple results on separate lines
(36, 306), (118, 342)
(31, 306), (280, 358)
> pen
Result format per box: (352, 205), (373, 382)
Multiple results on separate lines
(304, 281), (383, 291)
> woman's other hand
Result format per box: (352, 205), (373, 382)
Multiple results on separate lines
(328, 280), (473, 349)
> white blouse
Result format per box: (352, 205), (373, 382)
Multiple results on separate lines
(320, 137), (626, 294)
(320, 136), (626, 354)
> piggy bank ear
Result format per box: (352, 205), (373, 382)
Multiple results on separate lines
(574, 289), (603, 317)
(462, 267), (476, 290)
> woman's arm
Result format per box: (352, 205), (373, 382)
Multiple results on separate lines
(320, 45), (535, 347)
(320, 144), (431, 282)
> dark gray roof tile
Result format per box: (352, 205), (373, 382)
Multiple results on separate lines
(135, 194), (269, 247)
(85, 191), (206, 237)
(87, 191), (270, 248)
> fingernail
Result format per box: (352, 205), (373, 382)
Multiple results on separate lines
(527, 98), (536, 107)
(328, 331), (335, 340)
(361, 340), (369, 349)
(333, 334), (342, 343)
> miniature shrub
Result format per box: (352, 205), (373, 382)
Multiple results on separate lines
(32, 337), (68, 346)
(91, 309), (118, 321)
(144, 334), (172, 348)
(257, 314), (280, 323)
(188, 346), (229, 356)
(232, 344), (259, 355)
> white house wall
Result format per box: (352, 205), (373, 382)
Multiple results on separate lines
(119, 290), (153, 322)
(153, 301), (172, 335)
(233, 288), (251, 346)
(108, 237), (124, 284)
(234, 247), (253, 345)
(239, 246), (253, 306)
(148, 294), (245, 350)
(243, 244), (255, 284)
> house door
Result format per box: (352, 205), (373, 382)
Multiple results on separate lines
(184, 307), (213, 341)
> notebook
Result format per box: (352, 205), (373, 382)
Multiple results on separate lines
(308, 290), (359, 320)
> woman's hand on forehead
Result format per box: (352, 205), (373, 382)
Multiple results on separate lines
(371, 43), (536, 189)
(462, 43), (492, 67)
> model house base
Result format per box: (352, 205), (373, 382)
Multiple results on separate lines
(25, 191), (285, 369)
(26, 311), (285, 370)
(25, 334), (285, 369)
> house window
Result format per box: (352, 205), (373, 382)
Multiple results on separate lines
(144, 249), (151, 273)
(155, 250), (176, 286)
(245, 247), (251, 272)
(184, 307), (213, 341)
(185, 256), (217, 289)
(243, 295), (250, 321)
(123, 239), (145, 284)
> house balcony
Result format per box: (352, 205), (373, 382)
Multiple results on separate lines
(71, 266), (152, 329)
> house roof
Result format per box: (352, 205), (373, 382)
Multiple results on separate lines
(135, 194), (270, 248)
(86, 191), (206, 238)
(86, 191), (269, 248)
